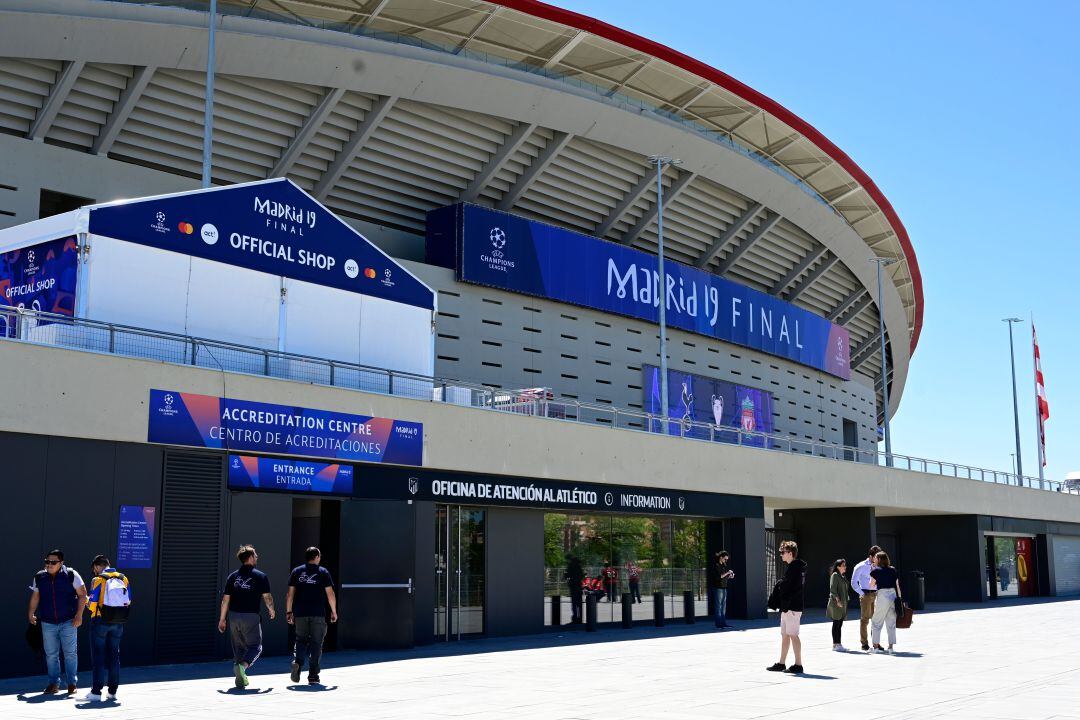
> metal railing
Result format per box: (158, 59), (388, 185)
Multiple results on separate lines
(1, 305), (1075, 495)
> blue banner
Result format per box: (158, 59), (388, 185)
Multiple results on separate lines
(228, 454), (354, 495)
(147, 389), (423, 466)
(642, 365), (773, 446)
(116, 505), (155, 570)
(0, 236), (78, 335)
(88, 179), (434, 310)
(427, 204), (850, 379)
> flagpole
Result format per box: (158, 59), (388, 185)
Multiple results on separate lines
(1031, 315), (1045, 490)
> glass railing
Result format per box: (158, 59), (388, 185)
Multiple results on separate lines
(2, 305), (1073, 494)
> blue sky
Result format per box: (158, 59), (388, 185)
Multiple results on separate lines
(555, 1), (1080, 480)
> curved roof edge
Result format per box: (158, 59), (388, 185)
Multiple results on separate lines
(493, 0), (923, 355)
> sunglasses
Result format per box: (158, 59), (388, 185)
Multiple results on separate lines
(44, 559), (61, 565)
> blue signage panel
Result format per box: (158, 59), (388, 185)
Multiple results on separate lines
(642, 364), (773, 446)
(88, 179), (434, 309)
(147, 389), (424, 466)
(116, 505), (155, 570)
(228, 454), (354, 495)
(0, 236), (78, 335)
(427, 204), (850, 379)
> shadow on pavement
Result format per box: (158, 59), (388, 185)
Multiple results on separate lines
(216, 687), (273, 695)
(17, 693), (72, 704)
(0, 597), (1072, 696)
(286, 684), (338, 692)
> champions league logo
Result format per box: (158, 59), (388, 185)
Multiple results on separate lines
(480, 228), (515, 272)
(156, 392), (179, 418)
(22, 249), (40, 276)
(381, 268), (395, 288)
(231, 457), (241, 470)
(151, 210), (169, 234)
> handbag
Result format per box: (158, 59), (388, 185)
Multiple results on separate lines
(894, 594), (914, 629)
(767, 581), (782, 611)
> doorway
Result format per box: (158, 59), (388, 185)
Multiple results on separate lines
(986, 535), (1037, 598)
(290, 498), (341, 651)
(434, 505), (485, 640)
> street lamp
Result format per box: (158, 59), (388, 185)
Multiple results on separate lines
(202, 0), (218, 188)
(869, 257), (898, 466)
(647, 155), (682, 433)
(1003, 317), (1024, 484)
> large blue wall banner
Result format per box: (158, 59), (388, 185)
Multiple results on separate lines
(147, 389), (424, 466)
(116, 505), (155, 570)
(642, 364), (773, 446)
(228, 454), (355, 496)
(427, 204), (851, 379)
(88, 179), (434, 310)
(0, 236), (78, 335)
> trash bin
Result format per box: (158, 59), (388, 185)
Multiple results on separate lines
(908, 570), (925, 611)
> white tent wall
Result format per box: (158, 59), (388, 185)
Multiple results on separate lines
(84, 236), (189, 333)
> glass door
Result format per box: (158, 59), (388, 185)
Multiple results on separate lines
(434, 505), (485, 640)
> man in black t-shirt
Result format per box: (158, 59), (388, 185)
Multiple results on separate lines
(218, 545), (275, 689)
(286, 547), (338, 685)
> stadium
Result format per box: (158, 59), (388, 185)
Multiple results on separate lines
(0, 0), (1076, 677)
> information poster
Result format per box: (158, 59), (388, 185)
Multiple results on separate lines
(116, 505), (155, 569)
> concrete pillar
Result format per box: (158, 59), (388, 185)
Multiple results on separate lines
(774, 507), (877, 609)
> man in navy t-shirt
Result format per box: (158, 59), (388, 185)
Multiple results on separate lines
(218, 545), (275, 689)
(286, 546), (337, 685)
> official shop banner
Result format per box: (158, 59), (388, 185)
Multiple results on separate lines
(228, 454), (354, 496)
(88, 179), (434, 310)
(643, 365), (773, 446)
(428, 203), (850, 379)
(0, 236), (78, 335)
(147, 389), (423, 466)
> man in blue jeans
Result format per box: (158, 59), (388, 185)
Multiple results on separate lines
(28, 549), (87, 696)
(82, 555), (131, 703)
(712, 551), (735, 629)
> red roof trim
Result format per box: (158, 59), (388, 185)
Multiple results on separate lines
(491, 0), (923, 354)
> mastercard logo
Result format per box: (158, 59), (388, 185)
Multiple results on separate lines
(178, 222), (195, 235)
(363, 268), (377, 279)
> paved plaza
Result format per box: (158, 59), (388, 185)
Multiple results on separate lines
(4, 598), (1079, 720)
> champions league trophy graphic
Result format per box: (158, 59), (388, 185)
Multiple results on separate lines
(711, 394), (724, 429)
(740, 396), (756, 433)
(680, 380), (694, 434)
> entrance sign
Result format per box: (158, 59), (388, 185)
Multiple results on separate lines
(359, 466), (763, 519)
(427, 203), (850, 379)
(228, 454), (354, 495)
(147, 389), (424, 466)
(116, 505), (155, 569)
(89, 179), (434, 310)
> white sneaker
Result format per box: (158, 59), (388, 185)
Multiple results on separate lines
(81, 693), (102, 702)
(833, 644), (846, 652)
(886, 647), (895, 655)
(106, 693), (117, 701)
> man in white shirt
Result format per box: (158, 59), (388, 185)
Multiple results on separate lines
(849, 545), (881, 652)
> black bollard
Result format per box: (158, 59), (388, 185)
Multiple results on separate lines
(585, 593), (598, 632)
(621, 592), (633, 628)
(551, 595), (561, 626)
(683, 590), (695, 624)
(652, 591), (665, 627)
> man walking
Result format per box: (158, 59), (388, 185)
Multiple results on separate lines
(766, 540), (806, 674)
(286, 547), (337, 685)
(82, 555), (131, 703)
(850, 545), (882, 652)
(218, 545), (275, 688)
(28, 549), (87, 696)
(712, 551), (735, 629)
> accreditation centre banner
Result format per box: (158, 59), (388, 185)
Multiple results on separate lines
(426, 203), (850, 379)
(147, 389), (423, 466)
(359, 465), (763, 519)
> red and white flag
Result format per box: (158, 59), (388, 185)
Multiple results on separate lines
(1033, 323), (1049, 466)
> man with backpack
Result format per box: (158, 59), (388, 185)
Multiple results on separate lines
(82, 555), (131, 703)
(28, 549), (87, 696)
